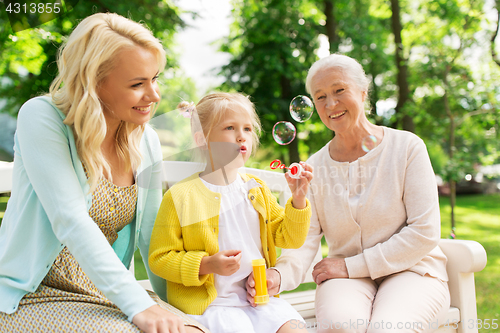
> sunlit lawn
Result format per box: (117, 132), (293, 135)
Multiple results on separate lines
(1, 193), (498, 330)
(439, 194), (500, 331)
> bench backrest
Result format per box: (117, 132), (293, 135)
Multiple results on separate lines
(0, 162), (13, 194)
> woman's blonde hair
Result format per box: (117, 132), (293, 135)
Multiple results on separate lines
(49, 12), (166, 192)
(194, 92), (262, 152)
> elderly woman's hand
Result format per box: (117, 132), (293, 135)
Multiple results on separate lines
(245, 268), (281, 307)
(312, 258), (349, 284)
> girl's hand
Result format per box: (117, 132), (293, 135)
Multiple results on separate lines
(312, 258), (348, 284)
(199, 250), (242, 276)
(132, 305), (185, 333)
(245, 268), (281, 307)
(285, 162), (313, 209)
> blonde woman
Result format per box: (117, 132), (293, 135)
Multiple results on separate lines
(0, 13), (206, 333)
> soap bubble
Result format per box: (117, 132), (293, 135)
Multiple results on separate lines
(290, 95), (314, 122)
(361, 135), (378, 152)
(272, 121), (296, 145)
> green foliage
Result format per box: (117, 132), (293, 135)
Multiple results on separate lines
(0, 0), (185, 116)
(219, 0), (320, 164)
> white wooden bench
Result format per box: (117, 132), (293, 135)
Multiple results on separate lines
(0, 160), (488, 333)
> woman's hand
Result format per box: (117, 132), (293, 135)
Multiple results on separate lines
(199, 250), (242, 276)
(312, 258), (349, 284)
(285, 162), (313, 209)
(132, 305), (186, 333)
(245, 268), (281, 307)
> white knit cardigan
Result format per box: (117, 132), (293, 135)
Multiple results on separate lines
(276, 127), (448, 291)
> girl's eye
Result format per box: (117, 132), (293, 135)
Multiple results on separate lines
(245, 127), (252, 132)
(225, 126), (234, 130)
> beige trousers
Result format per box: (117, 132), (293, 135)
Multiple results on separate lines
(314, 271), (450, 333)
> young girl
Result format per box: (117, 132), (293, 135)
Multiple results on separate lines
(149, 92), (312, 333)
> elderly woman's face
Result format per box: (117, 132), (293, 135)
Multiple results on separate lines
(310, 67), (366, 133)
(98, 46), (160, 127)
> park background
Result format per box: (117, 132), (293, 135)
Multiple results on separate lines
(0, 0), (499, 330)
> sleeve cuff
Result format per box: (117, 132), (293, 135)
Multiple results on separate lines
(181, 251), (209, 286)
(127, 295), (157, 322)
(284, 197), (311, 222)
(345, 253), (370, 278)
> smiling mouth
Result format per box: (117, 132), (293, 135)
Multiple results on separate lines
(329, 111), (346, 119)
(133, 106), (151, 112)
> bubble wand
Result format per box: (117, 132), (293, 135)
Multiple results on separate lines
(269, 159), (304, 179)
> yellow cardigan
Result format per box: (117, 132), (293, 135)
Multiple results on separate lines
(148, 172), (311, 315)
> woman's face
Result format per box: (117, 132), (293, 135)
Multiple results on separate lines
(98, 46), (160, 127)
(310, 66), (367, 134)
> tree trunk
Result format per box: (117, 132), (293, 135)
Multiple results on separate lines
(443, 64), (456, 232)
(324, 0), (339, 53)
(390, 0), (414, 132)
(491, 0), (500, 67)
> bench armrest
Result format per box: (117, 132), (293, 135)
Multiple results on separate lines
(438, 239), (487, 333)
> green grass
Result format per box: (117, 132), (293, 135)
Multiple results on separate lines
(439, 194), (500, 331)
(1, 193), (498, 328)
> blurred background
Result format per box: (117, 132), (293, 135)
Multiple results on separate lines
(1, 0), (499, 326)
(1, 0), (499, 194)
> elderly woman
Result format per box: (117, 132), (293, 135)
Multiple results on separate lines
(248, 54), (450, 333)
(0, 13), (206, 333)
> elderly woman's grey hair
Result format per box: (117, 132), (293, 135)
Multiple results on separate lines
(305, 54), (370, 95)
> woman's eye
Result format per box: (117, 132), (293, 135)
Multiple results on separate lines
(336, 88), (345, 94)
(152, 75), (159, 82)
(131, 82), (142, 88)
(316, 96), (325, 100)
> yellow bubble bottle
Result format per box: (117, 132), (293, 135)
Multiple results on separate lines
(252, 258), (269, 305)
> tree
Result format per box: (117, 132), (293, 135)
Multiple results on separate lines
(219, 0), (321, 165)
(0, 0), (184, 116)
(408, 0), (499, 234)
(390, 0), (414, 132)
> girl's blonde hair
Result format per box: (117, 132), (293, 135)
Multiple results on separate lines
(49, 12), (166, 192)
(194, 92), (262, 152)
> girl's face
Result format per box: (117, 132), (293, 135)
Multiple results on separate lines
(310, 66), (367, 134)
(206, 108), (254, 169)
(98, 46), (161, 128)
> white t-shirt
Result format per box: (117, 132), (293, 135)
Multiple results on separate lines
(200, 175), (263, 307)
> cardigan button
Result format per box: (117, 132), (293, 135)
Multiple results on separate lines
(250, 195), (255, 200)
(265, 219), (268, 224)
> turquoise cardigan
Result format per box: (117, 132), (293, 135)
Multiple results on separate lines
(0, 96), (166, 321)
